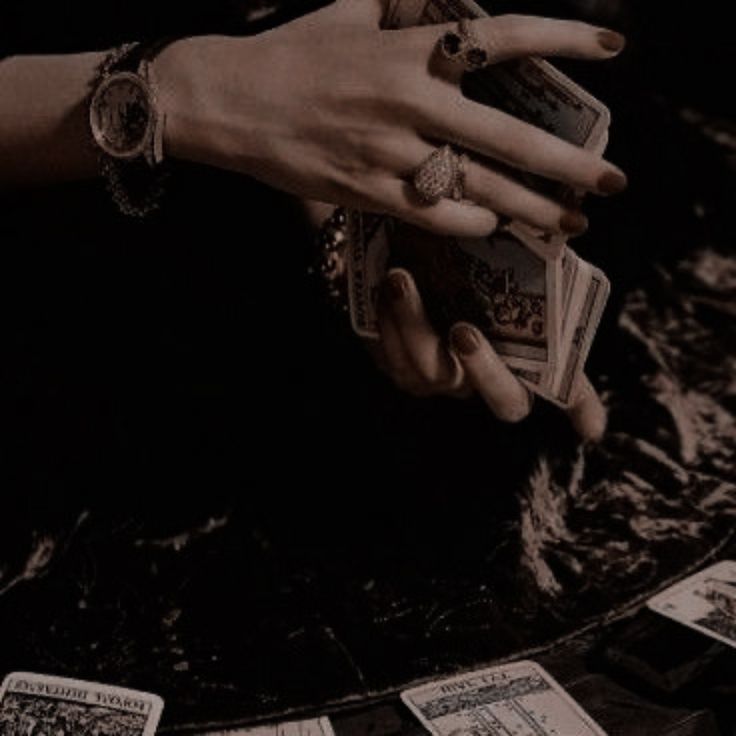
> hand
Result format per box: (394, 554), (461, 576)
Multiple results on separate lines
(372, 268), (608, 441)
(153, 0), (627, 240)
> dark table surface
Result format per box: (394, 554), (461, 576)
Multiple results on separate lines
(2, 0), (736, 734)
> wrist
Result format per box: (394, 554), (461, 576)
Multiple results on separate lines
(149, 36), (201, 163)
(151, 35), (261, 170)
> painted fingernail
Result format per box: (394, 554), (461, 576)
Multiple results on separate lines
(559, 211), (589, 236)
(450, 325), (480, 356)
(598, 30), (626, 53)
(597, 169), (628, 195)
(387, 272), (409, 302)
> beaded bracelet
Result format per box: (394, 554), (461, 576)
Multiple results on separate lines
(311, 207), (350, 311)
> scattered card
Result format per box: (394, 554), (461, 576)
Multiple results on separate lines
(648, 560), (736, 649)
(402, 660), (607, 736)
(0, 672), (164, 735)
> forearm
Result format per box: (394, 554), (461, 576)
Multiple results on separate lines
(0, 51), (105, 189)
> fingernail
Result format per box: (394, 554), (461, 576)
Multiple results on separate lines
(450, 325), (480, 356)
(559, 211), (589, 236)
(597, 169), (628, 195)
(598, 30), (626, 53)
(572, 403), (608, 444)
(387, 272), (408, 302)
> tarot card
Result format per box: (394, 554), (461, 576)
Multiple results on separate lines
(548, 260), (609, 407)
(647, 560), (736, 649)
(402, 660), (607, 736)
(0, 672), (164, 735)
(346, 210), (391, 339)
(389, 221), (560, 378)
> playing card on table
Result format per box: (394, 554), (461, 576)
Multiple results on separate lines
(648, 560), (736, 649)
(0, 672), (164, 735)
(402, 660), (607, 736)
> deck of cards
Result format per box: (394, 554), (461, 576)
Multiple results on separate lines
(346, 0), (612, 407)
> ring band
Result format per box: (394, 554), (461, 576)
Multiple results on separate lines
(438, 18), (489, 71)
(413, 145), (467, 204)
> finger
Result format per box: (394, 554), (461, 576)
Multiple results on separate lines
(566, 374), (607, 442)
(373, 177), (499, 238)
(379, 135), (604, 250)
(385, 268), (466, 392)
(449, 322), (533, 422)
(463, 157), (589, 242)
(376, 285), (427, 395)
(411, 15), (626, 65)
(476, 16), (626, 62)
(388, 137), (588, 246)
(426, 92), (627, 196)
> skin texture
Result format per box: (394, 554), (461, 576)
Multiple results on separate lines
(153, 0), (627, 241)
(0, 0), (625, 437)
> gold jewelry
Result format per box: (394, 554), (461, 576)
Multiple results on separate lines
(413, 145), (467, 204)
(89, 41), (173, 217)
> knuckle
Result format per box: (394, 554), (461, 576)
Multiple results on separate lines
(482, 14), (523, 53)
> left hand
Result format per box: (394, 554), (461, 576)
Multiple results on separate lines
(372, 267), (608, 441)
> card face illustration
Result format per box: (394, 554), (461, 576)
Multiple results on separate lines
(402, 660), (607, 736)
(648, 560), (736, 648)
(390, 225), (559, 373)
(0, 672), (164, 736)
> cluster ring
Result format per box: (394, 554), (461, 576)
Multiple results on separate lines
(413, 145), (468, 205)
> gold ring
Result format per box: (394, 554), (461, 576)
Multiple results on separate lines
(413, 145), (467, 204)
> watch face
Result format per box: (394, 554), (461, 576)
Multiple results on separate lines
(90, 72), (154, 159)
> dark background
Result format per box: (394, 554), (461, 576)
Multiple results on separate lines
(1, 1), (735, 734)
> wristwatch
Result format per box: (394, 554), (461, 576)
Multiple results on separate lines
(89, 41), (173, 216)
(89, 41), (170, 169)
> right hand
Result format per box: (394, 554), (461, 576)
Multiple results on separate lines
(153, 0), (627, 240)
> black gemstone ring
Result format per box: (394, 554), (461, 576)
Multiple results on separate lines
(438, 19), (489, 72)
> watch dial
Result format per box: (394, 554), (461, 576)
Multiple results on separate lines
(92, 73), (152, 157)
